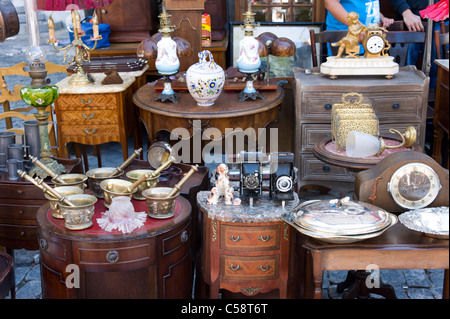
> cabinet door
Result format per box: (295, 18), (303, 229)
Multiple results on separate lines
(96, 0), (157, 42)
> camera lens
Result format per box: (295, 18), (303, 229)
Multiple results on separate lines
(276, 176), (292, 192)
(243, 174), (259, 190)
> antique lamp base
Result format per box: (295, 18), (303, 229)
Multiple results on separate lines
(28, 158), (66, 179)
(320, 56), (399, 79)
(238, 72), (265, 102)
(153, 73), (179, 103)
(68, 71), (94, 86)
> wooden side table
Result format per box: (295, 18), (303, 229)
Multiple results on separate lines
(133, 85), (283, 162)
(37, 196), (192, 299)
(198, 191), (299, 298)
(300, 223), (449, 299)
(54, 74), (138, 163)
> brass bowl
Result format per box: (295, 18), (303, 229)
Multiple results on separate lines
(126, 169), (160, 200)
(142, 187), (179, 219)
(100, 178), (137, 208)
(44, 186), (84, 219)
(52, 173), (88, 191)
(59, 194), (97, 230)
(86, 167), (124, 198)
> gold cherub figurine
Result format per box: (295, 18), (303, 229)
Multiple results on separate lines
(332, 12), (368, 58)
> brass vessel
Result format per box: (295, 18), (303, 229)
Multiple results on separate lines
(59, 194), (97, 230)
(44, 186), (84, 219)
(86, 167), (124, 198)
(100, 178), (137, 208)
(52, 173), (88, 190)
(126, 169), (160, 200)
(142, 187), (179, 219)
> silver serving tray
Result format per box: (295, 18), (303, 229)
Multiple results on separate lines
(399, 206), (449, 240)
(282, 211), (397, 244)
(292, 198), (392, 236)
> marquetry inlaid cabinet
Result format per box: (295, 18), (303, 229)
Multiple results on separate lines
(54, 74), (137, 162)
(198, 191), (298, 298)
(293, 66), (429, 189)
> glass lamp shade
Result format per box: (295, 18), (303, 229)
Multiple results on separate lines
(346, 131), (381, 158)
(26, 45), (47, 64)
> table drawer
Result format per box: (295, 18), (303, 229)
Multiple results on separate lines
(60, 124), (120, 139)
(59, 109), (119, 124)
(221, 255), (279, 281)
(56, 93), (117, 109)
(0, 203), (39, 222)
(74, 241), (154, 271)
(0, 224), (37, 242)
(0, 183), (46, 200)
(300, 92), (423, 122)
(301, 124), (331, 152)
(299, 153), (353, 182)
(221, 224), (280, 252)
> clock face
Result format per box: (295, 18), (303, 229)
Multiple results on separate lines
(388, 163), (442, 209)
(366, 35), (384, 54)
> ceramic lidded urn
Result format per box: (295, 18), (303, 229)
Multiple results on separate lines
(186, 50), (225, 106)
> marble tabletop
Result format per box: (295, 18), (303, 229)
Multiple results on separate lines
(197, 190), (300, 223)
(56, 72), (136, 94)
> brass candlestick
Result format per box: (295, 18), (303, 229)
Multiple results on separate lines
(48, 10), (100, 86)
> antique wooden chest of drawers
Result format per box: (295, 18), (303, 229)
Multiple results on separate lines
(293, 66), (429, 189)
(198, 191), (299, 298)
(0, 158), (82, 251)
(54, 74), (138, 163)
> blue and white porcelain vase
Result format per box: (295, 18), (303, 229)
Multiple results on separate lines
(186, 50), (225, 106)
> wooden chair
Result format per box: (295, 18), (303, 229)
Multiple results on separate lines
(0, 251), (14, 299)
(1, 62), (101, 172)
(309, 30), (347, 67)
(434, 30), (449, 59)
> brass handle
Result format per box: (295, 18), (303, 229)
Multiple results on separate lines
(228, 264), (242, 271)
(228, 235), (242, 242)
(80, 98), (93, 105)
(84, 128), (98, 135)
(181, 230), (189, 243)
(106, 250), (119, 263)
(82, 113), (95, 119)
(101, 9), (107, 14)
(257, 235), (272, 242)
(257, 265), (272, 272)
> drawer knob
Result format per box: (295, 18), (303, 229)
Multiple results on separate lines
(18, 210), (23, 215)
(80, 98), (93, 105)
(257, 235), (272, 242)
(228, 235), (242, 242)
(181, 230), (189, 243)
(257, 265), (272, 272)
(106, 250), (120, 263)
(84, 128), (98, 135)
(392, 103), (400, 110)
(324, 103), (332, 111)
(82, 113), (95, 120)
(228, 264), (242, 271)
(322, 164), (330, 172)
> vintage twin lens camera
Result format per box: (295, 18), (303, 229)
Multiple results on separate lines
(269, 152), (295, 201)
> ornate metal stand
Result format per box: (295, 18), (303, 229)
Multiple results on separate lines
(153, 73), (179, 103)
(238, 73), (265, 102)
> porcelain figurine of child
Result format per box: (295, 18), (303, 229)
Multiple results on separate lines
(207, 163), (241, 205)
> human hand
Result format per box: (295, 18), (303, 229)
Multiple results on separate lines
(402, 9), (424, 31)
(381, 16), (394, 29)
